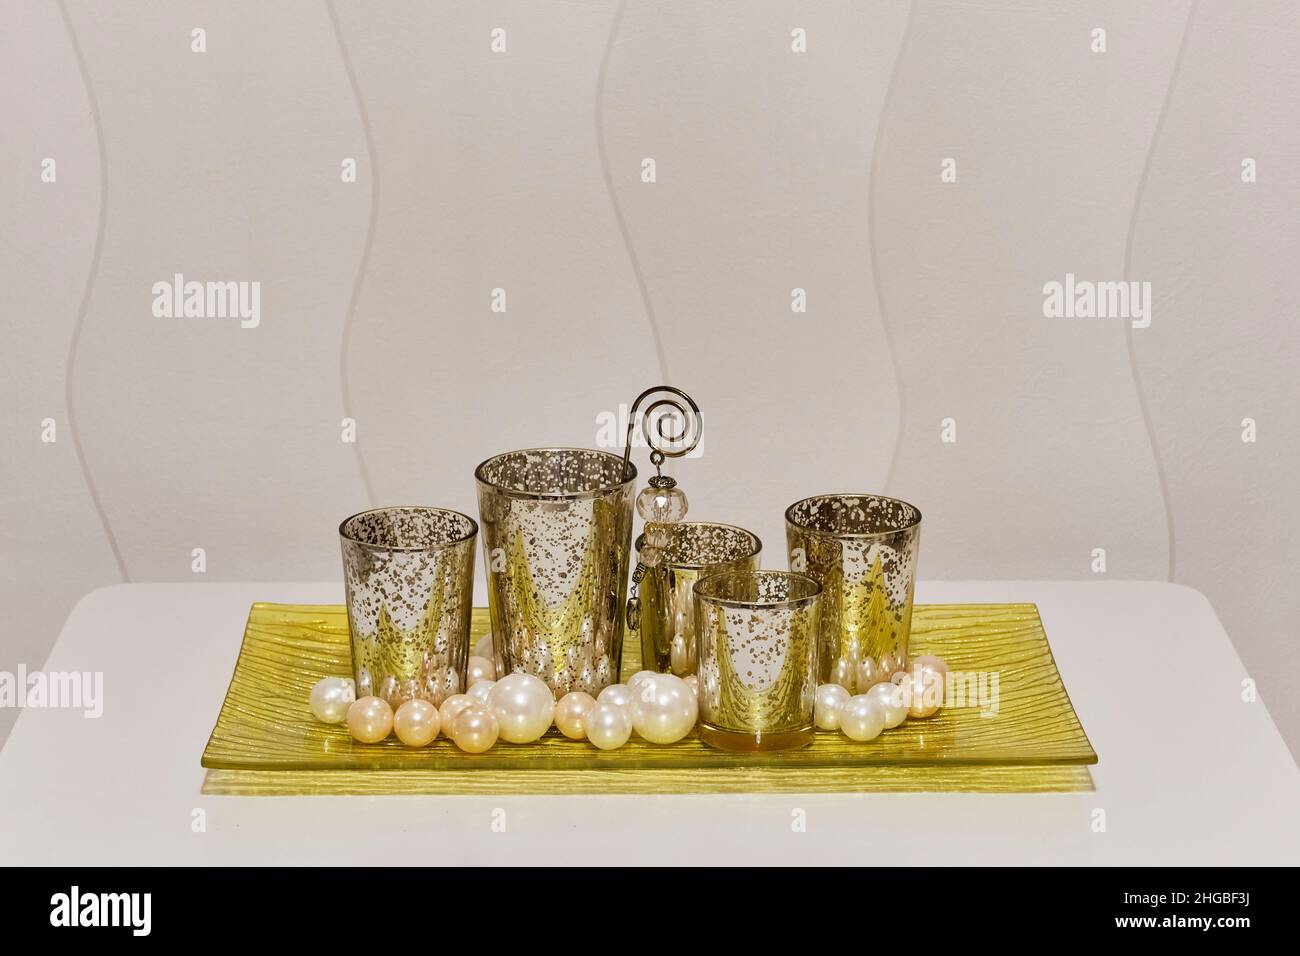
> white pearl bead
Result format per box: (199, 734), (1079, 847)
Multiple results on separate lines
(438, 693), (475, 733)
(487, 672), (556, 744)
(669, 634), (691, 674)
(813, 683), (852, 731)
(346, 696), (394, 743)
(627, 670), (657, 694)
(473, 632), (495, 662)
(865, 681), (909, 728)
(855, 656), (881, 692)
(629, 673), (698, 744)
(450, 704), (499, 753)
(468, 679), (496, 704)
(466, 655), (496, 685)
(393, 698), (440, 747)
(585, 701), (633, 750)
(554, 691), (597, 740)
(681, 674), (698, 698)
(309, 676), (356, 724)
(839, 694), (885, 741)
(597, 683), (632, 708)
(830, 657), (854, 691)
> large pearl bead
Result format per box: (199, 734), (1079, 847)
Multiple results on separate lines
(813, 683), (852, 731)
(473, 632), (495, 662)
(309, 676), (356, 724)
(586, 701), (633, 750)
(487, 672), (556, 744)
(597, 683), (632, 708)
(466, 655), (496, 685)
(629, 673), (697, 744)
(468, 679), (496, 704)
(346, 696), (394, 743)
(839, 694), (885, 742)
(865, 681), (909, 728)
(627, 671), (657, 694)
(450, 704), (499, 753)
(393, 698), (440, 747)
(438, 693), (475, 732)
(554, 691), (597, 740)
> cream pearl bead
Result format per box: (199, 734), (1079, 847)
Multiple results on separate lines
(855, 656), (881, 692)
(586, 701), (633, 750)
(681, 674), (699, 698)
(813, 683), (852, 731)
(554, 691), (597, 740)
(468, 679), (496, 704)
(629, 673), (697, 744)
(839, 694), (885, 742)
(597, 683), (632, 708)
(309, 676), (356, 724)
(466, 655), (496, 685)
(346, 696), (394, 743)
(906, 667), (944, 719)
(439, 693), (475, 733)
(865, 681), (909, 729)
(450, 704), (499, 753)
(393, 698), (440, 747)
(913, 655), (949, 678)
(473, 632), (495, 662)
(487, 672), (556, 744)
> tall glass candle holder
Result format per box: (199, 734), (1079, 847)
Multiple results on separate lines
(784, 494), (921, 694)
(475, 447), (636, 697)
(694, 570), (822, 751)
(635, 522), (761, 676)
(339, 506), (478, 708)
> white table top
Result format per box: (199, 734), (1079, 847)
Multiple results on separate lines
(1, 580), (1296, 865)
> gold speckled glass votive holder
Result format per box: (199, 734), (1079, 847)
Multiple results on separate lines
(339, 506), (478, 708)
(635, 522), (762, 677)
(693, 570), (822, 751)
(784, 494), (922, 694)
(475, 447), (636, 698)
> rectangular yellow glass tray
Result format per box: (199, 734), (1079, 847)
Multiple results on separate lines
(201, 603), (1097, 794)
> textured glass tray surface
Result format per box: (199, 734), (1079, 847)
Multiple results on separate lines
(201, 603), (1095, 793)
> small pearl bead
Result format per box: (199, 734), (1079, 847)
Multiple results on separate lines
(438, 693), (475, 732)
(814, 683), (852, 731)
(473, 632), (495, 661)
(855, 656), (881, 692)
(586, 701), (633, 750)
(913, 654), (949, 678)
(378, 674), (402, 710)
(466, 655), (496, 685)
(865, 681), (909, 728)
(839, 694), (885, 741)
(309, 676), (356, 724)
(346, 696), (394, 743)
(468, 679), (496, 704)
(681, 674), (698, 698)
(554, 691), (597, 740)
(487, 672), (556, 743)
(907, 666), (944, 718)
(629, 673), (697, 744)
(597, 683), (632, 708)
(393, 698), (440, 747)
(831, 657), (854, 691)
(450, 704), (499, 753)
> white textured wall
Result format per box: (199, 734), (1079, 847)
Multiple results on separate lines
(2, 0), (1297, 760)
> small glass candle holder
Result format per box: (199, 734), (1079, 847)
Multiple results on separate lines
(693, 570), (822, 751)
(339, 506), (478, 708)
(635, 522), (762, 676)
(475, 447), (636, 697)
(784, 494), (922, 694)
